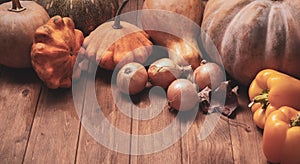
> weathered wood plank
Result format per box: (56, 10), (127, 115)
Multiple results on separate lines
(0, 66), (41, 163)
(129, 89), (184, 164)
(23, 77), (85, 163)
(179, 111), (233, 164)
(75, 68), (131, 164)
(230, 87), (267, 164)
(23, 87), (80, 163)
(76, 0), (142, 162)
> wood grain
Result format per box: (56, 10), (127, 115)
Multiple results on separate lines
(23, 83), (83, 163)
(0, 67), (41, 163)
(130, 88), (183, 163)
(75, 68), (131, 163)
(180, 113), (234, 164)
(230, 87), (267, 164)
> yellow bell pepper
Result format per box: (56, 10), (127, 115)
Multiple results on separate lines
(262, 106), (300, 164)
(248, 69), (300, 129)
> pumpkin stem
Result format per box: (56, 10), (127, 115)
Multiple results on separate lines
(113, 0), (129, 29)
(8, 0), (26, 12)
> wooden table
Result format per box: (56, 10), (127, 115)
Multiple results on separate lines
(0, 1), (270, 163)
(0, 63), (269, 164)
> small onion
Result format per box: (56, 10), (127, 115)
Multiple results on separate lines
(193, 60), (225, 90)
(148, 58), (192, 89)
(167, 79), (199, 111)
(116, 62), (148, 95)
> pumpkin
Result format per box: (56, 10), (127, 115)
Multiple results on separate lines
(34, 0), (118, 36)
(201, 0), (300, 86)
(142, 0), (204, 69)
(31, 15), (84, 89)
(0, 0), (50, 68)
(83, 0), (152, 70)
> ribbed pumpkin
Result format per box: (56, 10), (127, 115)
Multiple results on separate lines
(83, 0), (152, 70)
(31, 16), (84, 89)
(142, 0), (204, 69)
(34, 0), (118, 36)
(202, 0), (300, 86)
(0, 0), (49, 68)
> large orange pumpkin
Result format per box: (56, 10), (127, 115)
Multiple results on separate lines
(201, 0), (300, 86)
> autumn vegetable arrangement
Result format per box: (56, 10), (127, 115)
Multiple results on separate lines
(1, 0), (300, 163)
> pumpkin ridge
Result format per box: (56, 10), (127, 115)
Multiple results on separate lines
(130, 32), (151, 63)
(204, 0), (252, 50)
(220, 1), (271, 83)
(32, 43), (69, 59)
(99, 49), (115, 70)
(265, 4), (287, 70)
(280, 3), (300, 74)
(202, 0), (300, 85)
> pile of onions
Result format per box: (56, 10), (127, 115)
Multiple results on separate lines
(166, 60), (227, 111)
(148, 58), (193, 89)
(116, 62), (148, 95)
(116, 59), (228, 113)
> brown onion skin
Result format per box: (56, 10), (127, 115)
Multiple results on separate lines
(193, 61), (225, 91)
(148, 58), (182, 89)
(116, 62), (148, 95)
(167, 79), (198, 111)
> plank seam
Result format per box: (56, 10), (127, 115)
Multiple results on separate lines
(73, 73), (89, 164)
(21, 84), (43, 164)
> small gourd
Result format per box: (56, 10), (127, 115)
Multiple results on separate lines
(31, 16), (84, 89)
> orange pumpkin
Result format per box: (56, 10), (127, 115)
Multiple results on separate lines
(83, 0), (152, 70)
(31, 16), (84, 89)
(202, 0), (300, 86)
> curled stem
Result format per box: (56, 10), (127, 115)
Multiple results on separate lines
(112, 0), (129, 29)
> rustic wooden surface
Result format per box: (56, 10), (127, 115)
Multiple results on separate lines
(0, 63), (269, 164)
(0, 0), (269, 163)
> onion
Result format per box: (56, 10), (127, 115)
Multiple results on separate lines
(167, 79), (198, 111)
(193, 60), (225, 90)
(116, 62), (148, 95)
(148, 58), (192, 89)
